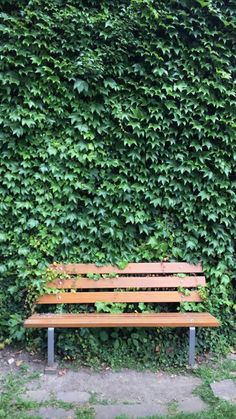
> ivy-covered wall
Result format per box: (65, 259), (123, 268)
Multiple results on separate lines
(0, 0), (235, 365)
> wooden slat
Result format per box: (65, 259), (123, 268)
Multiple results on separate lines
(24, 312), (220, 328)
(37, 291), (202, 304)
(49, 263), (203, 274)
(47, 276), (206, 289)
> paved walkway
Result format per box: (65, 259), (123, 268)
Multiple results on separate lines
(23, 369), (207, 418)
(0, 349), (235, 418)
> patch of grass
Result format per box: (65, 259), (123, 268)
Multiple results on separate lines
(75, 405), (95, 419)
(46, 397), (75, 410)
(88, 392), (98, 405)
(167, 400), (178, 415)
(88, 391), (112, 405)
(0, 371), (41, 419)
(194, 359), (236, 383)
(67, 356), (189, 374)
(193, 358), (236, 405)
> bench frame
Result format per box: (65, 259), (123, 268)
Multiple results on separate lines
(46, 326), (196, 367)
(24, 262), (219, 369)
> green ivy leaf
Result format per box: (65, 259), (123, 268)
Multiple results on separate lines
(74, 79), (89, 93)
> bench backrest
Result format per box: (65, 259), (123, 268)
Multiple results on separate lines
(37, 263), (205, 305)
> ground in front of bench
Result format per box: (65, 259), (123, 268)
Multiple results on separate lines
(1, 347), (235, 418)
(24, 369), (207, 417)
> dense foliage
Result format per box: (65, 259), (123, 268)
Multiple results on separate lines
(0, 0), (235, 366)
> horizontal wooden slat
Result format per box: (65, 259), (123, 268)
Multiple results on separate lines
(37, 291), (202, 304)
(47, 276), (206, 289)
(24, 312), (220, 328)
(49, 263), (203, 274)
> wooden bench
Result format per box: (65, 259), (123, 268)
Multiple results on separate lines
(24, 262), (219, 368)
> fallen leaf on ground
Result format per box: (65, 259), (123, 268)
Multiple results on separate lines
(16, 360), (23, 367)
(58, 369), (67, 376)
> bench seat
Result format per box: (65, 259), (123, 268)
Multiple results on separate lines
(25, 312), (219, 328)
(24, 262), (220, 368)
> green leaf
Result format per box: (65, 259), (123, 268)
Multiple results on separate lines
(73, 79), (89, 93)
(27, 219), (39, 229)
(104, 78), (118, 90)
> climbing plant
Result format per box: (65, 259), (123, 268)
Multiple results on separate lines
(0, 0), (235, 365)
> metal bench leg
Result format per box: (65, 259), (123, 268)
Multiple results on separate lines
(189, 327), (196, 366)
(47, 328), (55, 367)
